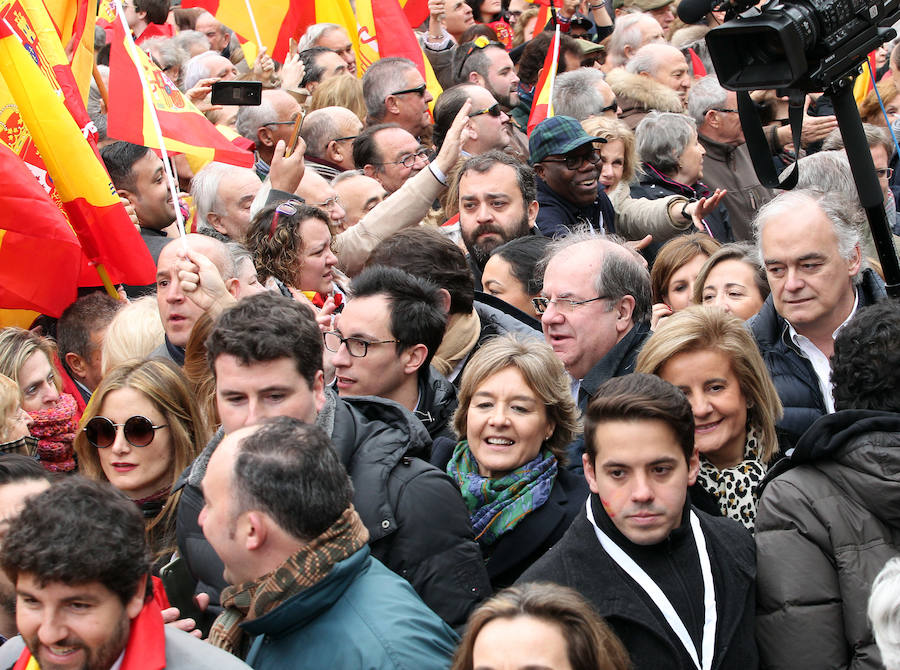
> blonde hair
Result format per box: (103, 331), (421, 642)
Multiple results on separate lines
(101, 297), (165, 374)
(0, 375), (22, 442)
(581, 116), (638, 186)
(453, 334), (580, 464)
(309, 74), (366, 122)
(511, 7), (540, 47)
(0, 328), (61, 394)
(635, 306), (782, 462)
(859, 78), (899, 125)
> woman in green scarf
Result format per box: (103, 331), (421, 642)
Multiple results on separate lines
(430, 334), (585, 590)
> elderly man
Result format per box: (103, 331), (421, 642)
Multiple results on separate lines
(749, 189), (886, 449)
(300, 106), (363, 180)
(624, 0), (676, 31)
(604, 13), (665, 70)
(553, 68), (618, 121)
(352, 123), (428, 194)
(432, 84), (511, 154)
(201, 418), (458, 668)
(195, 12), (230, 54)
(191, 163), (262, 242)
(362, 57), (433, 139)
(236, 89), (303, 180)
(688, 75), (773, 241)
(296, 22), (357, 75)
(298, 46), (349, 93)
(606, 43), (689, 129)
(529, 116), (616, 237)
(332, 171), (386, 227)
(182, 50), (238, 90)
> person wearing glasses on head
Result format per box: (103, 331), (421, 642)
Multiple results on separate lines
(529, 115), (617, 238)
(74, 358), (208, 570)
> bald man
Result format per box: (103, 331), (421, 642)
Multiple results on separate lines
(301, 106), (364, 180)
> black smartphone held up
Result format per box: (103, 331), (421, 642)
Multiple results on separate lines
(211, 80), (262, 106)
(159, 555), (207, 631)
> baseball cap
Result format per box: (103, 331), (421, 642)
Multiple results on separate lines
(528, 116), (605, 165)
(624, 0), (673, 10)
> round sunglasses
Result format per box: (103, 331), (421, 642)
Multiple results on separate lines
(83, 416), (169, 449)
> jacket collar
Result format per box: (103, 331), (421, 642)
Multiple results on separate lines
(580, 321), (650, 401)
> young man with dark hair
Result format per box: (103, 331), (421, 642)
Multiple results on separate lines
(519, 373), (757, 670)
(200, 417), (457, 668)
(756, 299), (900, 669)
(176, 292), (490, 628)
(0, 478), (249, 670)
(56, 293), (122, 402)
(329, 265), (456, 441)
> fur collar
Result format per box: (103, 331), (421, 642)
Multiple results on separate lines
(605, 67), (684, 114)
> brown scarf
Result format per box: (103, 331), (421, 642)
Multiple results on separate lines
(432, 310), (481, 378)
(208, 506), (369, 657)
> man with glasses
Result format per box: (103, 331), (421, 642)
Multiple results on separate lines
(174, 292), (491, 630)
(362, 57), (434, 139)
(327, 265), (458, 442)
(353, 123), (430, 194)
(433, 84), (511, 156)
(538, 232), (652, 466)
(553, 68), (619, 122)
(235, 89), (304, 180)
(300, 107), (363, 180)
(296, 168), (348, 231)
(530, 116), (617, 237)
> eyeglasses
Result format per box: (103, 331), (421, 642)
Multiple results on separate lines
(532, 295), (609, 314)
(468, 103), (502, 118)
(456, 36), (502, 80)
(600, 99), (618, 114)
(84, 416), (168, 449)
(269, 200), (301, 239)
(263, 114), (301, 127)
(323, 331), (399, 358)
(713, 108), (739, 114)
(314, 195), (343, 210)
(540, 150), (602, 171)
(332, 135), (358, 143)
(374, 149), (430, 168)
(389, 83), (427, 97)
(877, 167), (894, 179)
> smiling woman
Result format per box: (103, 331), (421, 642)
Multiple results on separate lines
(430, 334), (585, 589)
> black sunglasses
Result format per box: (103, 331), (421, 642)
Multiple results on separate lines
(455, 38), (503, 80)
(84, 416), (168, 449)
(389, 83), (427, 97)
(468, 103), (502, 118)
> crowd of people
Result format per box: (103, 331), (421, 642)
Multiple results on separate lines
(1, 0), (900, 667)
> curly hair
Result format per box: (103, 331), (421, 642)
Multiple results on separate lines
(832, 299), (900, 412)
(245, 201), (331, 288)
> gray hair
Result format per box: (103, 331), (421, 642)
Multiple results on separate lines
(331, 169), (365, 186)
(686, 75), (728, 126)
(869, 557), (900, 670)
(626, 43), (680, 76)
(300, 108), (341, 158)
(182, 50), (219, 91)
(608, 14), (658, 68)
(296, 23), (343, 53)
(226, 241), (255, 275)
(172, 30), (210, 56)
(190, 162), (237, 230)
(753, 189), (864, 283)
(635, 111), (697, 174)
(235, 98), (276, 141)
(362, 57), (417, 122)
(822, 123), (896, 159)
(539, 228), (652, 323)
(552, 69), (608, 121)
(141, 37), (187, 85)
(793, 150), (855, 197)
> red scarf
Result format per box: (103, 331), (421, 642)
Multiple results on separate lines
(12, 594), (167, 670)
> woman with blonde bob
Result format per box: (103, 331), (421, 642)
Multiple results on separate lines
(431, 334), (585, 589)
(75, 359), (208, 566)
(636, 306), (783, 530)
(451, 582), (631, 670)
(0, 374), (34, 455)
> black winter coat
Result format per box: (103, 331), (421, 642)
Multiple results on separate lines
(416, 366), (458, 444)
(535, 176), (616, 238)
(174, 391), (492, 629)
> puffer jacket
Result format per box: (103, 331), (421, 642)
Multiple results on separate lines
(755, 410), (900, 670)
(175, 390), (491, 629)
(748, 269), (886, 450)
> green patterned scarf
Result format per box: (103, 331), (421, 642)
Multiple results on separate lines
(447, 440), (557, 547)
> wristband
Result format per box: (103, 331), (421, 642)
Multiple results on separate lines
(588, 3), (605, 8)
(680, 199), (694, 222)
(428, 161), (448, 186)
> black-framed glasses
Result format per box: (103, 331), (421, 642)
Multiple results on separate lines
(332, 135), (358, 143)
(713, 108), (739, 114)
(389, 83), (427, 97)
(469, 103), (502, 118)
(540, 150), (602, 171)
(263, 114), (301, 127)
(374, 149), (429, 168)
(455, 37), (503, 80)
(323, 331), (399, 358)
(877, 167), (894, 179)
(600, 99), (618, 114)
(84, 416), (168, 449)
(269, 200), (301, 239)
(532, 295), (609, 314)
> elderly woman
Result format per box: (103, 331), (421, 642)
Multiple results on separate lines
(693, 242), (769, 321)
(636, 306), (783, 530)
(632, 111), (733, 256)
(431, 334), (585, 589)
(451, 582), (631, 670)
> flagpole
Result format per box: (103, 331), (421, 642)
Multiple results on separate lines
(113, 0), (187, 245)
(242, 0), (264, 52)
(547, 23), (560, 118)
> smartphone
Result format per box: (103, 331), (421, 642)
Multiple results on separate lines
(211, 80), (262, 106)
(159, 556), (206, 627)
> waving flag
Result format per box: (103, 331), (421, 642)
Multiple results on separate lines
(44, 0), (94, 102)
(853, 51), (879, 104)
(107, 16), (253, 169)
(399, 0), (429, 27)
(0, 3), (156, 289)
(527, 25), (559, 135)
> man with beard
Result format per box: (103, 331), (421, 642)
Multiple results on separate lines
(0, 478), (250, 670)
(457, 151), (539, 289)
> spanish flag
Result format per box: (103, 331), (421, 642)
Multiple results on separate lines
(44, 0), (95, 103)
(853, 50), (879, 105)
(527, 24), (559, 135)
(0, 2), (156, 288)
(355, 0), (443, 111)
(106, 16), (253, 169)
(182, 0), (358, 65)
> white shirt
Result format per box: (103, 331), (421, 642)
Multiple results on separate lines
(786, 289), (859, 414)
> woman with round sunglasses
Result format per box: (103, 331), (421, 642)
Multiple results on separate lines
(75, 359), (208, 567)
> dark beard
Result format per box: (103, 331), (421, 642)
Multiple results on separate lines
(26, 611), (130, 670)
(463, 214), (531, 271)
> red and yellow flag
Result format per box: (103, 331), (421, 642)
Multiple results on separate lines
(355, 0), (443, 110)
(399, 0), (429, 27)
(0, 2), (156, 289)
(106, 16), (253, 169)
(44, 0), (94, 102)
(527, 25), (559, 135)
(853, 50), (879, 104)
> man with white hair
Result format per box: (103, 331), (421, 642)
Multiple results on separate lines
(604, 13), (665, 71)
(182, 50), (238, 91)
(297, 23), (357, 75)
(552, 68), (618, 121)
(236, 89), (303, 180)
(605, 43), (688, 129)
(191, 163), (262, 242)
(300, 107), (364, 180)
(362, 57), (433, 139)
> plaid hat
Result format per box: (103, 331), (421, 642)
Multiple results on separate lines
(624, 0), (673, 10)
(529, 116), (605, 165)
